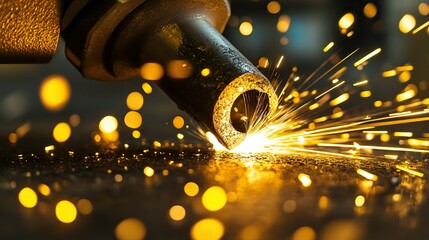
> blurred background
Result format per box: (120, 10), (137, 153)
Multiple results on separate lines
(0, 0), (428, 151)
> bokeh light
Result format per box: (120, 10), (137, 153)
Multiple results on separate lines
(77, 199), (93, 215)
(39, 75), (71, 111)
(18, 187), (38, 208)
(99, 116), (118, 133)
(338, 13), (355, 29)
(239, 22), (253, 36)
(124, 111), (143, 129)
(126, 92), (144, 110)
(184, 182), (199, 197)
(292, 226), (316, 240)
(53, 122), (71, 143)
(37, 184), (51, 196)
(363, 3), (377, 18)
(166, 60), (192, 79)
(169, 205), (186, 221)
(55, 200), (77, 223)
(355, 195), (365, 207)
(267, 1), (281, 14)
(115, 218), (146, 240)
(277, 15), (291, 33)
(140, 62), (164, 80)
(190, 218), (224, 240)
(202, 186), (227, 211)
(144, 166), (154, 177)
(141, 83), (153, 94)
(172, 116), (185, 129)
(399, 14), (416, 33)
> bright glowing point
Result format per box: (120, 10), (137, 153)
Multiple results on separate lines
(124, 111), (143, 129)
(177, 133), (184, 140)
(202, 186), (227, 211)
(298, 173), (312, 187)
(393, 132), (412, 137)
(140, 62), (164, 80)
(354, 48), (381, 67)
(191, 218), (224, 240)
(360, 91), (371, 98)
(323, 42), (334, 52)
(53, 122), (71, 143)
(357, 169), (378, 181)
(399, 14), (416, 33)
(144, 166), (155, 177)
(142, 82), (153, 94)
(39, 75), (71, 111)
(99, 116), (118, 133)
(18, 187), (38, 208)
(184, 182), (199, 197)
(338, 13), (355, 29)
(239, 21), (253, 36)
(277, 15), (291, 33)
(363, 3), (377, 18)
(355, 195), (365, 207)
(55, 200), (77, 223)
(267, 1), (281, 14)
(330, 93), (349, 106)
(201, 68), (211, 77)
(396, 89), (415, 102)
(132, 130), (141, 139)
(126, 92), (144, 110)
(37, 184), (51, 196)
(258, 57), (269, 68)
(396, 165), (424, 177)
(115, 218), (146, 240)
(173, 116), (185, 129)
(169, 205), (186, 221)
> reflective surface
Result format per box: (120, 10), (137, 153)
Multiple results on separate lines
(0, 149), (427, 239)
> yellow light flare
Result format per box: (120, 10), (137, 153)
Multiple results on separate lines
(94, 134), (101, 143)
(382, 70), (397, 77)
(346, 31), (354, 37)
(384, 155), (398, 160)
(407, 138), (429, 147)
(99, 116), (118, 133)
(140, 62), (164, 80)
(277, 15), (291, 33)
(239, 21), (253, 36)
(354, 48), (381, 67)
(184, 182), (199, 197)
(363, 3), (377, 18)
(331, 110), (344, 119)
(191, 218), (224, 240)
(132, 130), (141, 139)
(144, 166), (154, 177)
(45, 145), (55, 153)
(126, 92), (144, 111)
(298, 173), (312, 187)
(412, 20), (429, 34)
(419, 3), (429, 16)
(309, 103), (319, 110)
(396, 89), (415, 102)
(115, 218), (146, 240)
(53, 122), (71, 143)
(37, 184), (51, 196)
(396, 65), (414, 72)
(102, 130), (119, 143)
(398, 71), (411, 83)
(173, 116), (185, 129)
(292, 226), (316, 240)
(124, 111), (142, 129)
(77, 199), (93, 215)
(355, 195), (365, 207)
(153, 140), (161, 148)
(338, 13), (355, 29)
(69, 114), (80, 127)
(258, 57), (269, 68)
(323, 42), (335, 52)
(357, 169), (378, 181)
(18, 187), (38, 208)
(55, 200), (77, 223)
(330, 93), (349, 106)
(314, 116), (328, 123)
(360, 91), (371, 98)
(142, 82), (153, 94)
(267, 1), (281, 14)
(276, 55), (284, 68)
(201, 68), (211, 77)
(202, 186), (227, 211)
(374, 100), (382, 107)
(9, 133), (18, 144)
(394, 132), (413, 137)
(169, 205), (186, 221)
(39, 75), (71, 111)
(399, 14), (416, 33)
(396, 165), (424, 177)
(176, 133), (184, 140)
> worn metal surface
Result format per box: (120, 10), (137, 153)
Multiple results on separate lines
(0, 149), (427, 239)
(0, 0), (61, 63)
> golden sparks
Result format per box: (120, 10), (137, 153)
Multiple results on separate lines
(323, 42), (335, 53)
(354, 48), (381, 67)
(356, 169), (378, 181)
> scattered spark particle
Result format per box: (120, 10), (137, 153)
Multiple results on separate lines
(323, 42), (335, 52)
(292, 226), (316, 240)
(354, 48), (381, 67)
(276, 55), (284, 68)
(191, 218), (224, 240)
(280, 36), (289, 45)
(355, 195), (365, 207)
(412, 20), (429, 34)
(309, 103), (319, 111)
(338, 13), (355, 29)
(330, 93), (349, 106)
(126, 92), (144, 110)
(18, 187), (38, 208)
(115, 218), (146, 240)
(132, 130), (141, 139)
(384, 155), (398, 160)
(393, 132), (413, 137)
(153, 141), (161, 148)
(392, 194), (402, 202)
(239, 21), (253, 36)
(277, 15), (291, 33)
(184, 182), (199, 197)
(267, 1), (281, 14)
(77, 199), (93, 215)
(357, 169), (378, 181)
(177, 133), (184, 140)
(45, 145), (55, 153)
(99, 116), (118, 133)
(353, 80), (368, 87)
(141, 82), (153, 94)
(173, 116), (185, 129)
(346, 31), (354, 37)
(169, 205), (186, 221)
(396, 89), (415, 102)
(124, 111), (143, 129)
(201, 68), (211, 77)
(398, 71), (411, 83)
(315, 81), (345, 100)
(140, 62), (164, 80)
(53, 122), (71, 143)
(202, 186), (227, 211)
(382, 70), (397, 77)
(258, 57), (269, 68)
(318, 143), (429, 153)
(407, 138), (429, 147)
(39, 75), (71, 111)
(363, 131), (388, 134)
(396, 65), (414, 72)
(55, 200), (77, 223)
(374, 100), (383, 107)
(37, 184), (51, 196)
(360, 91), (371, 98)
(396, 165), (424, 177)
(399, 14), (416, 33)
(363, 3), (377, 18)
(144, 166), (155, 177)
(298, 173), (312, 187)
